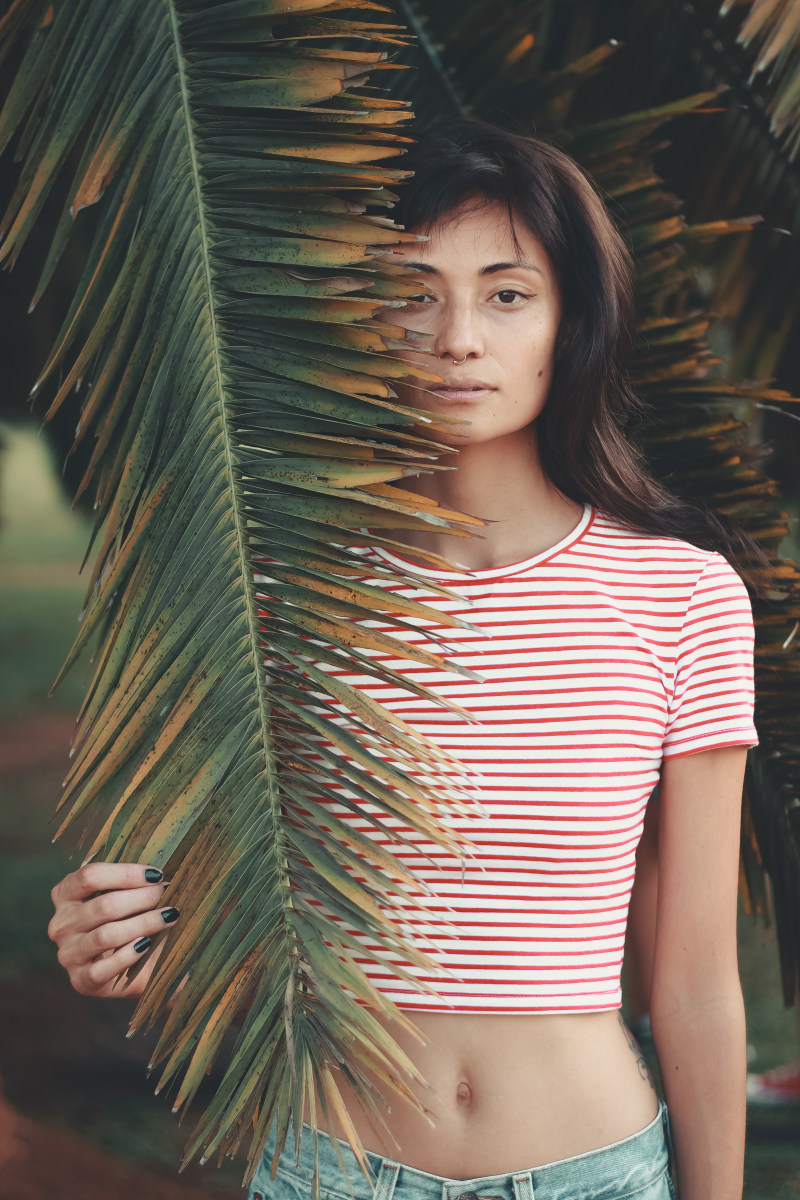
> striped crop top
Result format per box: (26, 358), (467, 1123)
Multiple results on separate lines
(262, 503), (759, 1014)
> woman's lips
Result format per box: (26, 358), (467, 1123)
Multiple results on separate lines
(430, 384), (496, 401)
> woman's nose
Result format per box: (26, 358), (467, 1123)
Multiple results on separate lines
(431, 305), (484, 361)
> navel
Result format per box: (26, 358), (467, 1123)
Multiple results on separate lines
(456, 1079), (473, 1106)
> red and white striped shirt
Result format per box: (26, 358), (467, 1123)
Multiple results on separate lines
(263, 503), (758, 1014)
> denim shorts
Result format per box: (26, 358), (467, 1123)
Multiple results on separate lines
(248, 1098), (677, 1200)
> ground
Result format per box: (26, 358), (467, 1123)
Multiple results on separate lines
(1, 423), (798, 1197)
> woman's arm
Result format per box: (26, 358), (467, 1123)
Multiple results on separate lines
(651, 744), (749, 1200)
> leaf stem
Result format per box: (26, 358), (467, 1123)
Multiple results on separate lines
(165, 0), (294, 992)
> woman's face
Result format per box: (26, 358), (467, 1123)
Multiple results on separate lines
(382, 198), (563, 446)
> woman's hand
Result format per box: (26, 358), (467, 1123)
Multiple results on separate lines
(48, 862), (180, 998)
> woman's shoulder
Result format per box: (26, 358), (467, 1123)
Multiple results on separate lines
(588, 506), (738, 580)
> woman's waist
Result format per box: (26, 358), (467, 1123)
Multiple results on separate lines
(313, 1009), (661, 1177)
(283, 1103), (671, 1200)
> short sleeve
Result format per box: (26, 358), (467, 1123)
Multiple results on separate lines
(661, 551), (759, 760)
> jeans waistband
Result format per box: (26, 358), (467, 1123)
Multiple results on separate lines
(264, 1098), (673, 1200)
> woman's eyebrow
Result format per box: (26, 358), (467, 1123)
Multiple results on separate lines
(402, 261), (544, 277)
(481, 261), (544, 277)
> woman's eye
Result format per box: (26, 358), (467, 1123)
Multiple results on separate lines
(494, 289), (527, 305)
(406, 293), (433, 305)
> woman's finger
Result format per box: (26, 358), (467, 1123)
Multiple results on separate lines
(71, 934), (168, 998)
(47, 880), (166, 945)
(57, 905), (181, 968)
(52, 862), (163, 906)
(78, 883), (168, 933)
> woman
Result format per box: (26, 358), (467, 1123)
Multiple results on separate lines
(47, 118), (763, 1200)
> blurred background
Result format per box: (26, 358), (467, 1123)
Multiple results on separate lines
(0, 427), (244, 1196)
(3, 0), (800, 1195)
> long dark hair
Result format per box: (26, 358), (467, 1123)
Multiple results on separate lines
(392, 116), (772, 595)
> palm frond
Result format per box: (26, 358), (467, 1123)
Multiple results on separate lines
(601, 0), (800, 387)
(721, 0), (800, 158)
(0, 0), (490, 1189)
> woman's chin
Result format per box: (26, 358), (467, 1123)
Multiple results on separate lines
(395, 386), (475, 439)
(407, 415), (477, 447)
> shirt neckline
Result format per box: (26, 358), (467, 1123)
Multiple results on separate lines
(369, 502), (596, 583)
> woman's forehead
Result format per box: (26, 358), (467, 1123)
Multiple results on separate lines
(390, 201), (551, 276)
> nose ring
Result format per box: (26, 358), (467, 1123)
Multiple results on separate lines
(452, 356), (467, 364)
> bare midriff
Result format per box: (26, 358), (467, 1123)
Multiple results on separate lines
(314, 1009), (659, 1179)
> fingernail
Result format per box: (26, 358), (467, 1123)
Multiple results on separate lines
(134, 936), (152, 953)
(144, 868), (162, 883)
(160, 907), (180, 925)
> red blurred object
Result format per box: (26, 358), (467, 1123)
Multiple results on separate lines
(746, 1057), (800, 1106)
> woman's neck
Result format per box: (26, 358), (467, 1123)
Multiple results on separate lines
(395, 428), (585, 571)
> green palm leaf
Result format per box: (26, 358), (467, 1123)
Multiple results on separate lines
(0, 0), (489, 1189)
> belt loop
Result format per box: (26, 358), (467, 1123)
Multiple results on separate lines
(512, 1171), (536, 1200)
(373, 1160), (400, 1200)
(661, 1098), (676, 1176)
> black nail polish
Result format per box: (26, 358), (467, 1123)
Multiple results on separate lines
(134, 936), (151, 953)
(160, 907), (180, 925)
(144, 868), (162, 883)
